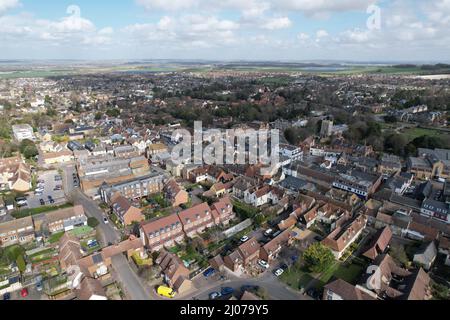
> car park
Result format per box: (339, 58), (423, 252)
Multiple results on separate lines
(221, 287), (234, 296)
(258, 260), (270, 269)
(209, 292), (222, 300)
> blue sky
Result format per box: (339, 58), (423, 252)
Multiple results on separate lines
(0, 0), (449, 61)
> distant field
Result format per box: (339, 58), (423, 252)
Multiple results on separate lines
(1, 63), (450, 79)
(400, 127), (446, 142)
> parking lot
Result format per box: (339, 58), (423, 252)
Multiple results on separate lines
(26, 170), (67, 208)
(5, 286), (47, 301)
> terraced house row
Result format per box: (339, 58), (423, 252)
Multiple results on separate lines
(139, 197), (235, 252)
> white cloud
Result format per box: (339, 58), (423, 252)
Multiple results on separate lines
(316, 29), (329, 38)
(135, 0), (198, 11)
(297, 32), (310, 40)
(262, 17), (292, 30)
(0, 0), (20, 15)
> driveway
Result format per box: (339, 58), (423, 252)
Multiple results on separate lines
(70, 189), (120, 246)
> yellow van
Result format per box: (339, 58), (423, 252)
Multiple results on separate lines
(157, 286), (176, 298)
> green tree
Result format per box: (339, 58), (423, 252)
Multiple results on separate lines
(303, 243), (335, 274)
(87, 217), (100, 228)
(19, 139), (38, 159)
(95, 112), (103, 120)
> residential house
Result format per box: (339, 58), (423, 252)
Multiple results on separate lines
(210, 197), (235, 226)
(42, 150), (74, 165)
(163, 179), (189, 208)
(45, 205), (88, 234)
(177, 203), (215, 238)
(140, 214), (184, 252)
(156, 250), (193, 293)
(362, 254), (432, 300)
(0, 157), (31, 192)
(147, 143), (169, 159)
(323, 279), (377, 300)
(322, 215), (367, 259)
(362, 226), (393, 260)
(259, 229), (295, 263)
(224, 238), (260, 273)
(0, 216), (35, 247)
(75, 277), (107, 300)
(413, 242), (437, 271)
(420, 198), (450, 224)
(110, 194), (145, 226)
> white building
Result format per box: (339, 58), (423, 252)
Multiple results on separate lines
(12, 124), (35, 142)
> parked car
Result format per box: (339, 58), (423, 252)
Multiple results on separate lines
(221, 287), (234, 296)
(20, 288), (28, 298)
(264, 229), (273, 237)
(240, 235), (249, 243)
(36, 281), (43, 292)
(209, 292), (222, 300)
(157, 286), (176, 298)
(39, 199), (45, 206)
(241, 285), (259, 293)
(3, 293), (11, 300)
(54, 175), (62, 181)
(280, 263), (289, 271)
(103, 217), (109, 224)
(203, 268), (216, 278)
(258, 260), (270, 269)
(273, 268), (284, 277)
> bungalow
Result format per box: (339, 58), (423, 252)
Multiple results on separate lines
(110, 194), (145, 226)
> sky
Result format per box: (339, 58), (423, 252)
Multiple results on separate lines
(0, 0), (449, 62)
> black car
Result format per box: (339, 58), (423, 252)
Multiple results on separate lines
(241, 285), (259, 292)
(3, 292), (10, 300)
(280, 263), (289, 271)
(39, 199), (45, 206)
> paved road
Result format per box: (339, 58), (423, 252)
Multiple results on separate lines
(70, 189), (120, 246)
(190, 272), (311, 301)
(111, 255), (151, 301)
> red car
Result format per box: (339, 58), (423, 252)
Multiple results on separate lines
(20, 288), (28, 298)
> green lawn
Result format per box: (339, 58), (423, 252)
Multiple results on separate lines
(280, 265), (314, 290)
(48, 232), (65, 244)
(333, 263), (365, 285)
(400, 127), (443, 142)
(12, 204), (73, 219)
(69, 226), (94, 237)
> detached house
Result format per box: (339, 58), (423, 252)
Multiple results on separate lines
(110, 194), (145, 226)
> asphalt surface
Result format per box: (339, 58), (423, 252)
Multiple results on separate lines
(111, 255), (151, 301)
(70, 189), (120, 246)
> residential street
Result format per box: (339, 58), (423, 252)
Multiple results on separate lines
(111, 255), (151, 301)
(70, 189), (120, 246)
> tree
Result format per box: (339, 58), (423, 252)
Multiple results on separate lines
(384, 134), (408, 156)
(87, 217), (100, 228)
(303, 243), (335, 274)
(19, 139), (38, 159)
(95, 112), (103, 120)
